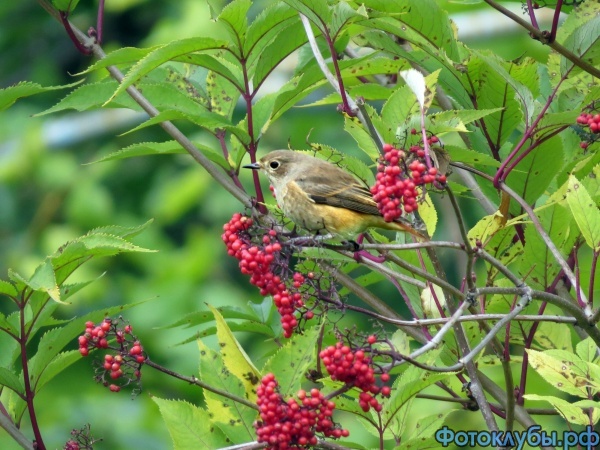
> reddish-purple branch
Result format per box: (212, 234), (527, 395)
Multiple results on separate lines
(59, 11), (91, 55)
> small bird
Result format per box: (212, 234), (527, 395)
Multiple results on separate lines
(243, 150), (425, 240)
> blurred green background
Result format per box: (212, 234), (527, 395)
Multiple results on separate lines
(0, 1), (568, 449)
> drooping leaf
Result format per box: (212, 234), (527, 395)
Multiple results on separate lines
(0, 81), (82, 111)
(0, 367), (24, 395)
(197, 340), (256, 444)
(107, 37), (230, 104)
(208, 305), (260, 401)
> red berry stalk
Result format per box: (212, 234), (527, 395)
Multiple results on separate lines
(222, 213), (313, 337)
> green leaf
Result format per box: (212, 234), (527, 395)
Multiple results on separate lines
(517, 204), (575, 290)
(566, 175), (600, 251)
(344, 116), (380, 160)
(0, 280), (17, 298)
(464, 55), (525, 148)
(122, 109), (251, 145)
(428, 108), (504, 134)
(0, 367), (24, 395)
(0, 80), (82, 111)
(329, 2), (366, 39)
(523, 394), (590, 426)
(35, 350), (81, 393)
(443, 145), (500, 168)
(153, 397), (229, 449)
(576, 337), (598, 363)
(363, 0), (459, 61)
(197, 340), (256, 444)
(107, 37), (230, 104)
(165, 307), (258, 330)
(91, 140), (229, 170)
(262, 325), (321, 396)
(209, 305), (260, 401)
(77, 46), (158, 75)
(382, 371), (452, 435)
(508, 134), (564, 213)
(251, 21), (307, 90)
(405, 410), (454, 441)
(245, 4), (297, 61)
(214, 0), (251, 51)
(561, 16), (600, 76)
(28, 259), (61, 303)
(283, 0), (331, 31)
(51, 0), (80, 12)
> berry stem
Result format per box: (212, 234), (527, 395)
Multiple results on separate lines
(19, 306), (46, 450)
(143, 359), (258, 410)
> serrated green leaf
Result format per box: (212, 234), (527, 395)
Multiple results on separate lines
(0, 80), (82, 111)
(516, 204), (574, 290)
(91, 140), (229, 170)
(153, 397), (229, 449)
(35, 350), (81, 393)
(209, 305), (260, 401)
(443, 145), (500, 168)
(329, 2), (366, 39)
(86, 220), (154, 240)
(382, 371), (452, 435)
(262, 325), (321, 396)
(364, 0), (459, 61)
(77, 46), (158, 76)
(405, 410), (455, 441)
(561, 16), (600, 77)
(251, 21), (307, 90)
(284, 0), (330, 30)
(158, 306), (257, 330)
(344, 116), (380, 160)
(428, 108), (504, 133)
(122, 109), (251, 145)
(28, 259), (61, 303)
(0, 367), (24, 395)
(576, 337), (597, 363)
(508, 134), (564, 214)
(197, 340), (256, 444)
(244, 3), (296, 56)
(566, 175), (600, 251)
(0, 280), (17, 298)
(107, 37), (230, 104)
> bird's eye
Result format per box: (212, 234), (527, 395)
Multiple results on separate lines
(269, 161), (280, 169)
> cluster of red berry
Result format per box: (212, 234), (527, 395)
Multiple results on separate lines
(222, 213), (312, 337)
(255, 373), (348, 449)
(319, 339), (390, 413)
(576, 111), (600, 149)
(371, 141), (446, 222)
(577, 112), (600, 133)
(78, 318), (144, 392)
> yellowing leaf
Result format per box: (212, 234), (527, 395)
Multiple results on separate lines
(420, 284), (445, 318)
(566, 175), (600, 251)
(208, 305), (260, 401)
(467, 210), (505, 246)
(419, 193), (437, 237)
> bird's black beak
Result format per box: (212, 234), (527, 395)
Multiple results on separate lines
(243, 162), (261, 170)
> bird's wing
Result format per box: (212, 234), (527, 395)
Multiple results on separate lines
(295, 175), (382, 216)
